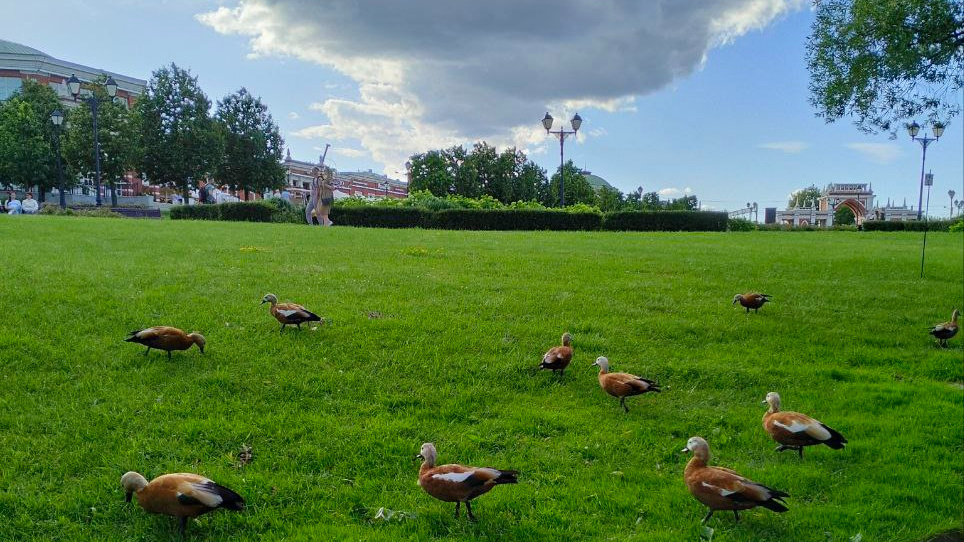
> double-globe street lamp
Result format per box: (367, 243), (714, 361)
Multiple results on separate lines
(542, 111), (582, 207)
(906, 121), (944, 220)
(50, 109), (66, 209)
(67, 74), (118, 207)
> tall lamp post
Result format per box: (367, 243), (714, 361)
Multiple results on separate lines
(542, 111), (582, 207)
(50, 109), (66, 209)
(906, 121), (944, 220)
(67, 74), (118, 207)
(920, 171), (934, 278)
(948, 190), (956, 219)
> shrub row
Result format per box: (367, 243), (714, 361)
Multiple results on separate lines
(170, 200), (286, 223)
(862, 219), (959, 232)
(605, 210), (728, 232)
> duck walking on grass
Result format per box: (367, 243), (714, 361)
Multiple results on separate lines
(125, 327), (205, 360)
(121, 471), (244, 538)
(539, 332), (573, 375)
(592, 356), (661, 413)
(763, 392), (847, 459)
(733, 293), (771, 313)
(682, 437), (789, 524)
(416, 442), (518, 521)
(261, 293), (321, 332)
(928, 309), (959, 348)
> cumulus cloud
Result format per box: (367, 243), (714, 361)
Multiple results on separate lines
(658, 187), (694, 198)
(758, 141), (809, 153)
(197, 0), (805, 173)
(287, 111), (300, 119)
(333, 147), (367, 158)
(845, 143), (902, 164)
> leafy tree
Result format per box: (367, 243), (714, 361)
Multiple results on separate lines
(0, 80), (62, 200)
(834, 204), (856, 225)
(214, 88), (285, 200)
(408, 149), (451, 196)
(546, 161), (595, 207)
(0, 100), (51, 195)
(62, 77), (139, 206)
(807, 0), (964, 134)
(788, 185), (823, 209)
(595, 185), (625, 212)
(665, 195), (699, 211)
(136, 63), (222, 200)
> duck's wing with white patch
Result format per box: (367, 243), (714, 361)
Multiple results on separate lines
(700, 469), (770, 504)
(432, 467), (501, 487)
(175, 478), (244, 510)
(772, 412), (832, 441)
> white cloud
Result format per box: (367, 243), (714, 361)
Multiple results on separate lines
(287, 111), (300, 119)
(332, 147), (367, 158)
(658, 186), (694, 198)
(588, 127), (609, 138)
(845, 143), (903, 164)
(758, 141), (809, 153)
(197, 0), (806, 174)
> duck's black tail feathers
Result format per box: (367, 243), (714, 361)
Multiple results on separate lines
(494, 470), (519, 485)
(759, 485), (789, 512)
(822, 424), (848, 449)
(211, 482), (246, 511)
(124, 330), (144, 342)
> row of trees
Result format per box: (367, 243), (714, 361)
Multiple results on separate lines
(0, 63), (285, 205)
(407, 143), (697, 212)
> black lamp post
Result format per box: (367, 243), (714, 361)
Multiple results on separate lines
(67, 74), (117, 207)
(906, 121), (944, 220)
(542, 111), (582, 207)
(948, 190), (956, 219)
(50, 109), (66, 209)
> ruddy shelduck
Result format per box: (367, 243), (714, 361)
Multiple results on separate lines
(762, 392), (847, 458)
(125, 327), (205, 360)
(539, 332), (573, 375)
(261, 293), (321, 332)
(732, 292), (771, 313)
(416, 442), (518, 521)
(121, 471), (244, 537)
(592, 356), (661, 413)
(682, 437), (789, 523)
(928, 309), (959, 347)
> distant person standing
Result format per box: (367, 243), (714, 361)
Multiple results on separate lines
(21, 192), (39, 214)
(316, 169), (335, 227)
(306, 167), (321, 226)
(4, 191), (21, 214)
(281, 188), (292, 202)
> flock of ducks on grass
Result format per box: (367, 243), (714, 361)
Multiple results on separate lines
(119, 292), (957, 536)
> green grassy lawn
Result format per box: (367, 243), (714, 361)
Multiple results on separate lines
(0, 216), (961, 541)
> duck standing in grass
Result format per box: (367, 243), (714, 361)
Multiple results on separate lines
(592, 356), (660, 413)
(416, 442), (518, 521)
(763, 392), (847, 458)
(261, 293), (321, 332)
(121, 471), (245, 537)
(732, 292), (771, 313)
(682, 437), (789, 523)
(125, 327), (205, 360)
(538, 332), (573, 375)
(928, 309), (959, 347)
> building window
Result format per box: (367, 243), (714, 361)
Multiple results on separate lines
(0, 77), (23, 101)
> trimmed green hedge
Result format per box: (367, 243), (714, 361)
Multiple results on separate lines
(430, 209), (602, 231)
(862, 219), (957, 232)
(603, 211), (729, 231)
(330, 206), (428, 228)
(218, 201), (275, 222)
(169, 204), (221, 220)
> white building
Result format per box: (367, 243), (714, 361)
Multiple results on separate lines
(776, 183), (918, 227)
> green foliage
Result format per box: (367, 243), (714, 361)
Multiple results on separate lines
(807, 0), (964, 133)
(603, 211), (729, 232)
(949, 220), (964, 232)
(429, 208), (602, 231)
(728, 218), (757, 231)
(214, 88), (286, 198)
(834, 205), (856, 225)
(408, 143), (548, 204)
(330, 206), (428, 228)
(862, 219), (957, 231)
(38, 205), (123, 218)
(61, 76), (139, 206)
(0, 91), (53, 195)
(169, 204), (221, 221)
(595, 185), (625, 212)
(136, 63), (222, 199)
(788, 186), (823, 209)
(218, 201), (276, 222)
(547, 161), (595, 207)
(0, 218), (961, 540)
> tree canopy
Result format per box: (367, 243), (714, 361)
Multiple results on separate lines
(408, 143), (548, 204)
(136, 63), (222, 199)
(807, 0), (964, 134)
(788, 186), (823, 209)
(0, 80), (61, 200)
(214, 88), (285, 199)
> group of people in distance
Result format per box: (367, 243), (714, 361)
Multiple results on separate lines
(3, 190), (39, 214)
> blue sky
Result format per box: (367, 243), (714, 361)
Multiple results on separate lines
(2, 0), (961, 214)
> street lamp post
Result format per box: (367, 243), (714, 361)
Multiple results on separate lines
(67, 74), (118, 207)
(906, 121), (944, 220)
(948, 190), (956, 219)
(920, 171), (934, 278)
(542, 112), (582, 207)
(50, 109), (66, 209)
